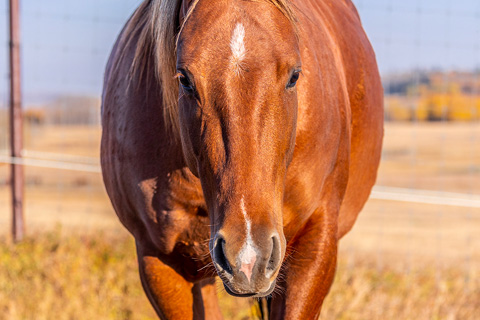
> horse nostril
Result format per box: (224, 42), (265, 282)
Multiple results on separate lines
(266, 235), (281, 274)
(213, 236), (233, 274)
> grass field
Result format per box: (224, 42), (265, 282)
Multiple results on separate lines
(0, 231), (478, 320)
(0, 122), (479, 319)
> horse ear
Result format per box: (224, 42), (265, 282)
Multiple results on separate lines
(179, 0), (194, 25)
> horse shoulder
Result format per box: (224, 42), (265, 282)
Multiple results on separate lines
(323, 0), (384, 237)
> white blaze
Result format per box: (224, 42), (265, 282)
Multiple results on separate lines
(239, 196), (257, 282)
(230, 23), (246, 75)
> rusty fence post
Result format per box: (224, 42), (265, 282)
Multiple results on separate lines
(9, 0), (24, 242)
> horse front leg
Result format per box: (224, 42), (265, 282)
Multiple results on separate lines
(136, 242), (223, 320)
(270, 209), (338, 320)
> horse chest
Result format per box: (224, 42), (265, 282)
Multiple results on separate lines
(150, 202), (209, 250)
(145, 171), (211, 260)
(153, 208), (214, 280)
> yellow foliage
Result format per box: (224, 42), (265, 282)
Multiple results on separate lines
(386, 81), (480, 122)
(385, 97), (412, 121)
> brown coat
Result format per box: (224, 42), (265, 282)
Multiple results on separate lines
(101, 0), (383, 318)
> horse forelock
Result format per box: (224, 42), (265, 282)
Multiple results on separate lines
(127, 0), (297, 140)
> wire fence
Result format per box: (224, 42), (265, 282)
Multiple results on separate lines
(0, 0), (479, 307)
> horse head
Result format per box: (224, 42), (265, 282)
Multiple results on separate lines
(175, 0), (300, 297)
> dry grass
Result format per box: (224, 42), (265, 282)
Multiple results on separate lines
(0, 230), (155, 320)
(0, 122), (479, 319)
(0, 231), (477, 320)
(378, 122), (480, 193)
(322, 258), (480, 320)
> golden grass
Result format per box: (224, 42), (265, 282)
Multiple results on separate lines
(24, 125), (102, 157)
(322, 258), (480, 320)
(0, 230), (156, 320)
(0, 231), (478, 320)
(378, 122), (480, 193)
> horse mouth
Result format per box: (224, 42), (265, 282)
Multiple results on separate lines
(222, 279), (277, 298)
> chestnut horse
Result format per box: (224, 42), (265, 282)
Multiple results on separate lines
(101, 0), (383, 318)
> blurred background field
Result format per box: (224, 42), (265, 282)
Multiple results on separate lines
(1, 0), (480, 319)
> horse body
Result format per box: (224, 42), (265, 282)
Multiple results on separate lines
(101, 0), (383, 318)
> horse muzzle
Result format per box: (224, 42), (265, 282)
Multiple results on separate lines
(212, 232), (283, 297)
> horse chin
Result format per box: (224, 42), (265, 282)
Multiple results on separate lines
(222, 279), (277, 298)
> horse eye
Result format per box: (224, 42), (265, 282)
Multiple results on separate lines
(178, 72), (194, 93)
(286, 71), (300, 89)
